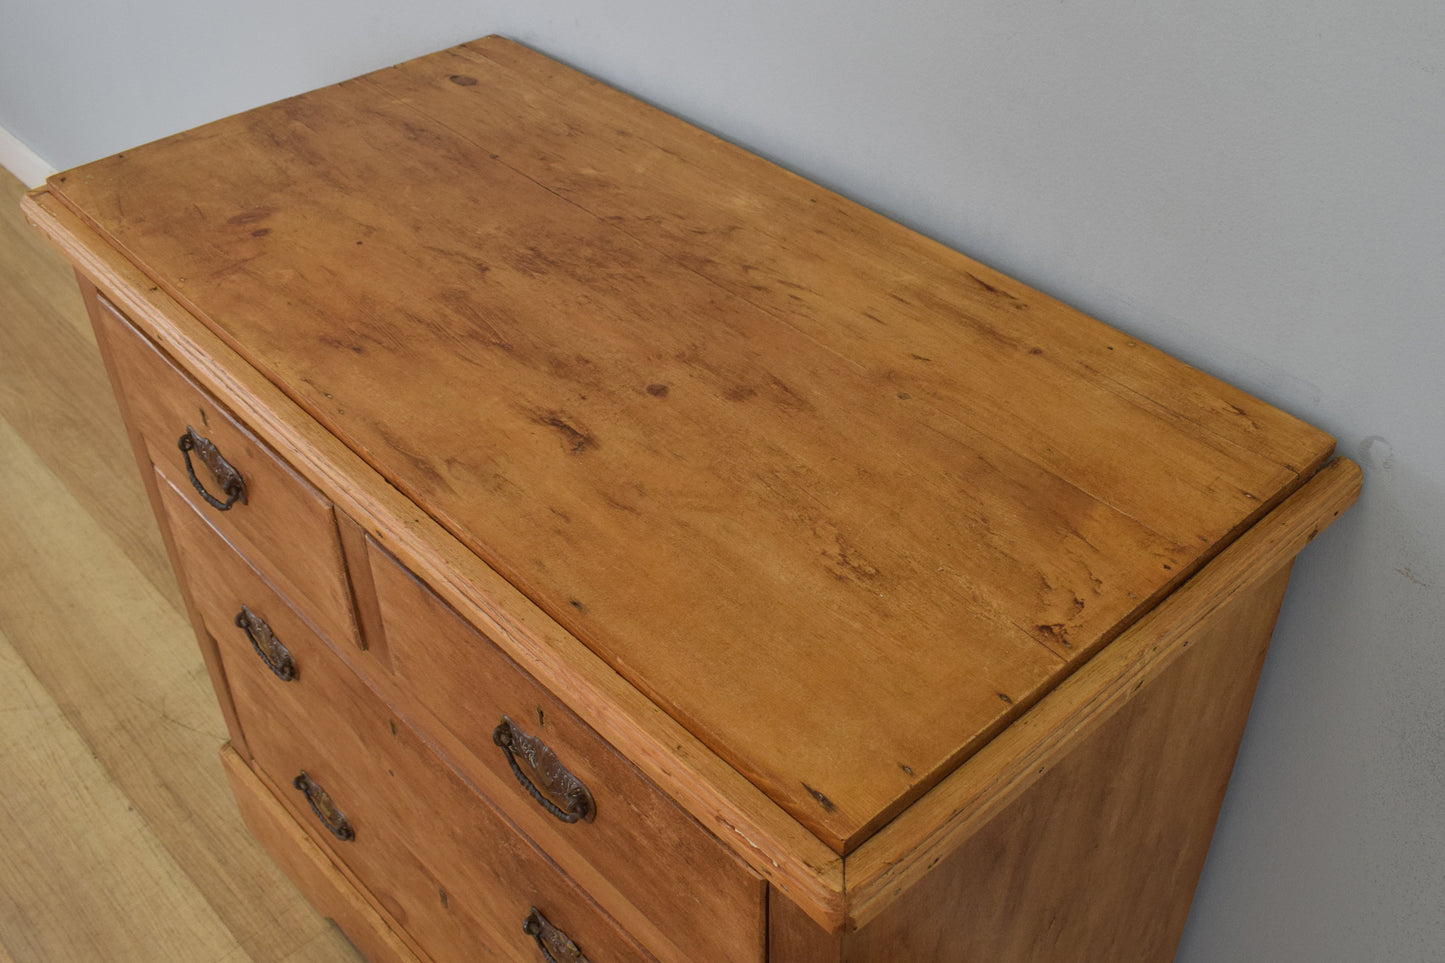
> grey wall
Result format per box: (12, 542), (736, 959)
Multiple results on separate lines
(4, 2), (1441, 958)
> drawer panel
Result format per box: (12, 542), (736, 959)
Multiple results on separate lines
(160, 480), (650, 963)
(220, 745), (427, 963)
(93, 293), (358, 649)
(367, 544), (766, 963)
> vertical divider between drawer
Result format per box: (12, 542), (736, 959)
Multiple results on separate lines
(337, 510), (392, 670)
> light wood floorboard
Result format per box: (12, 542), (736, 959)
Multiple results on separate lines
(0, 167), (364, 961)
(0, 621), (247, 962)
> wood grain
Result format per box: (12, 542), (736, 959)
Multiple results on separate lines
(843, 456), (1362, 929)
(78, 271), (255, 767)
(200, 520), (655, 963)
(766, 460), (1358, 957)
(17, 38), (1361, 953)
(366, 540), (768, 963)
(91, 292), (361, 652)
(153, 436), (766, 963)
(767, 892), (843, 963)
(843, 565), (1296, 960)
(0, 184), (178, 612)
(222, 746), (426, 963)
(381, 37), (1331, 523)
(40, 38), (1335, 850)
(0, 167), (362, 961)
(337, 511), (391, 663)
(0, 623), (243, 963)
(24, 185), (848, 930)
(448, 38), (1331, 483)
(0, 392), (356, 963)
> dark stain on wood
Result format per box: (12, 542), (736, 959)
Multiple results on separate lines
(424, 246), (493, 281)
(766, 375), (812, 413)
(817, 522), (880, 584)
(370, 423), (454, 495)
(803, 783), (837, 813)
(226, 207), (274, 227)
(963, 270), (1020, 302)
(534, 411), (596, 454)
(601, 491), (643, 516)
(509, 245), (565, 279)
(318, 333), (365, 355)
(1036, 623), (1073, 649)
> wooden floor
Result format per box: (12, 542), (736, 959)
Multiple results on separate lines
(0, 168), (365, 961)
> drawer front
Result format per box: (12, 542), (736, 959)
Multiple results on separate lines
(94, 294), (358, 649)
(368, 545), (766, 963)
(159, 478), (651, 963)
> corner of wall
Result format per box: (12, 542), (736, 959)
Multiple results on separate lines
(0, 123), (56, 188)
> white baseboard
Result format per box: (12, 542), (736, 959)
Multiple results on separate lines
(0, 122), (56, 188)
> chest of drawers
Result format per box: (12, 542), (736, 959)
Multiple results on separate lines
(25, 36), (1358, 962)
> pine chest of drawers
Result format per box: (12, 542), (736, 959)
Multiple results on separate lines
(25, 36), (1358, 962)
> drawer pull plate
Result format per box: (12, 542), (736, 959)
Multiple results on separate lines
(493, 716), (595, 823)
(235, 605), (297, 681)
(523, 907), (591, 963)
(292, 771), (355, 841)
(178, 427), (247, 511)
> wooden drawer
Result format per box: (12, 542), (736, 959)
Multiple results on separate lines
(367, 544), (767, 963)
(159, 477), (651, 963)
(220, 745), (426, 963)
(92, 294), (359, 649)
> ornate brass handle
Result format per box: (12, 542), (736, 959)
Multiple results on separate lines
(523, 908), (591, 963)
(235, 605), (296, 681)
(292, 771), (354, 841)
(178, 426), (246, 511)
(493, 716), (595, 824)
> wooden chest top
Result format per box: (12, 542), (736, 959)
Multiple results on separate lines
(46, 36), (1334, 853)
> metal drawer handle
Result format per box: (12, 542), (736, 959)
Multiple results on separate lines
(292, 771), (354, 841)
(493, 716), (595, 824)
(523, 908), (591, 963)
(178, 426), (247, 511)
(235, 605), (297, 681)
